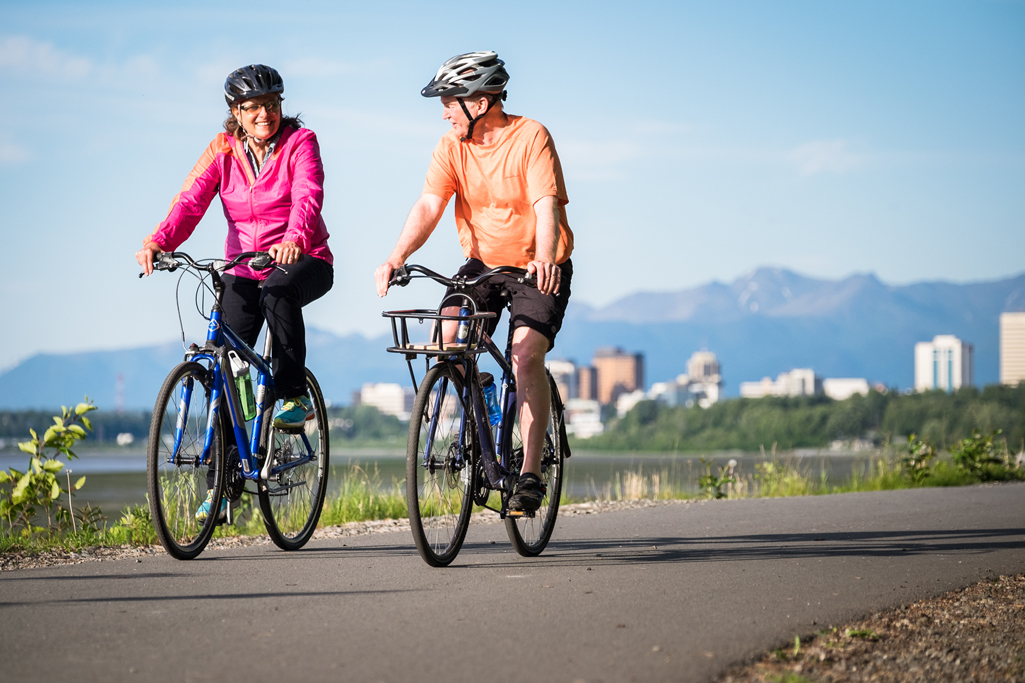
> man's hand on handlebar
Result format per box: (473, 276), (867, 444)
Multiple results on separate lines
(526, 260), (561, 296)
(136, 241), (162, 277)
(375, 258), (406, 297)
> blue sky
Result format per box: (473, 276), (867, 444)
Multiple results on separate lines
(0, 0), (1023, 371)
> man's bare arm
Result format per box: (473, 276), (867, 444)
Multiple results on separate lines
(375, 193), (448, 296)
(527, 195), (562, 296)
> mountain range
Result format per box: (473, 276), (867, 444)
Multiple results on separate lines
(3, 267), (1024, 410)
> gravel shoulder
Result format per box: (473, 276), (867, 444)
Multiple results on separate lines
(719, 574), (1025, 683)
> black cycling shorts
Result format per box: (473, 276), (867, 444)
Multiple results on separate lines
(443, 258), (573, 351)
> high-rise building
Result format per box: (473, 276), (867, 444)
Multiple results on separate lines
(914, 335), (973, 392)
(1001, 313), (1025, 386)
(592, 347), (644, 405)
(683, 350), (723, 407)
(576, 366), (598, 402)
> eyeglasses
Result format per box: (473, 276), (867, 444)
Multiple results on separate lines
(239, 99), (282, 114)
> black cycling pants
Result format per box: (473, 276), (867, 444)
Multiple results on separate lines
(221, 255), (333, 398)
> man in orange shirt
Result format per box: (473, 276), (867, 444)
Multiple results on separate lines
(375, 51), (574, 513)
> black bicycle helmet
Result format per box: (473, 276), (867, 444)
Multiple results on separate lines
(224, 64), (284, 106)
(421, 51), (509, 99)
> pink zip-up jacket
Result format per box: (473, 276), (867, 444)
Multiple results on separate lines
(149, 126), (332, 280)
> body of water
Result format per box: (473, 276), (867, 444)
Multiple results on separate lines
(0, 447), (886, 518)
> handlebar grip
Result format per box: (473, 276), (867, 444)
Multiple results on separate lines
(388, 265), (411, 288)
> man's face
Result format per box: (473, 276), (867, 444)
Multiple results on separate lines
(440, 95), (487, 137)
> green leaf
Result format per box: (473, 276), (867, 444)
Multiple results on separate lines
(42, 426), (60, 444)
(75, 402), (97, 416)
(31, 457), (42, 474)
(53, 416), (64, 427)
(29, 428), (37, 439)
(50, 480), (61, 500)
(74, 476), (86, 490)
(12, 473), (31, 502)
(17, 442), (36, 455)
(0, 471), (10, 483)
(68, 425), (87, 438)
(80, 417), (93, 432)
(42, 459), (64, 473)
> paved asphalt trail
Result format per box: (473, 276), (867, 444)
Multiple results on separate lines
(2, 483), (1023, 683)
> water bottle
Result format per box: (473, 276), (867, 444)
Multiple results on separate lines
(455, 306), (470, 344)
(227, 350), (257, 421)
(481, 374), (502, 426)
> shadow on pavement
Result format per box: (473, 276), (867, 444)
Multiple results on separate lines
(454, 527), (1025, 568)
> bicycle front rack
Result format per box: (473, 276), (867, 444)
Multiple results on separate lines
(383, 309), (496, 360)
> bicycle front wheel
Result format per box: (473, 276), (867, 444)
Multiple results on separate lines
(406, 361), (475, 567)
(258, 369), (330, 551)
(505, 371), (564, 557)
(147, 361), (225, 560)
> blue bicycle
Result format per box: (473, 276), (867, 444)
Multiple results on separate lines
(384, 264), (569, 566)
(143, 251), (329, 559)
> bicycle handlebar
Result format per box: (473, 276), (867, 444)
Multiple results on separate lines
(388, 263), (536, 290)
(139, 251), (287, 278)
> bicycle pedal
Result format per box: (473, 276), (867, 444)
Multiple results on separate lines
(506, 509), (535, 519)
(275, 425), (305, 435)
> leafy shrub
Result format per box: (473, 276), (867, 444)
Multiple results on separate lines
(0, 400), (96, 536)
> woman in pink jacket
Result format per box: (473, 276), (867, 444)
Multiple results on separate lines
(136, 65), (333, 518)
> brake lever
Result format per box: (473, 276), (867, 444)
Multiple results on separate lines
(388, 265), (411, 288)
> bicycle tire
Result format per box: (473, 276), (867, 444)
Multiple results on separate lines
(406, 361), (475, 567)
(505, 371), (564, 557)
(258, 368), (330, 551)
(146, 361), (225, 560)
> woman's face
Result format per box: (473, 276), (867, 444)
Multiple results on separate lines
(233, 93), (282, 141)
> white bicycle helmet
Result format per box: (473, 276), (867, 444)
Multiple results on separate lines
(422, 51), (509, 141)
(421, 51), (509, 98)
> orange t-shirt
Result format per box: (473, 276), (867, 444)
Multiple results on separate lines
(423, 115), (574, 268)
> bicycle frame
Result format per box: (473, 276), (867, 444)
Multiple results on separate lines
(423, 314), (520, 495)
(166, 263), (314, 484)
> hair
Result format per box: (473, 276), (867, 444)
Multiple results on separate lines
(223, 110), (304, 141)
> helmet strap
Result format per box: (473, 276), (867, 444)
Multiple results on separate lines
(457, 98), (484, 142)
(458, 93), (504, 142)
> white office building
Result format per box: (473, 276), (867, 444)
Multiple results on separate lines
(1001, 312), (1025, 386)
(740, 368), (822, 398)
(359, 383), (415, 420)
(914, 335), (973, 392)
(564, 399), (604, 438)
(823, 378), (870, 401)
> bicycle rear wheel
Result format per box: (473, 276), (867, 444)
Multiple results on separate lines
(258, 368), (330, 551)
(505, 371), (564, 557)
(406, 361), (475, 567)
(147, 361), (225, 560)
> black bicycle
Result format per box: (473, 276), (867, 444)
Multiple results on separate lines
(383, 264), (570, 566)
(142, 251), (329, 559)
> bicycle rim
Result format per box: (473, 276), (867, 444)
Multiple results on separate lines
(505, 371), (564, 557)
(259, 369), (330, 551)
(406, 362), (475, 567)
(147, 362), (224, 560)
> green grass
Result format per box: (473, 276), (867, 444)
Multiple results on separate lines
(3, 450), (1023, 557)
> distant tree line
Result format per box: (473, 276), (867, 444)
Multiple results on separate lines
(0, 404), (407, 447)
(0, 410), (151, 443)
(585, 383), (1025, 452)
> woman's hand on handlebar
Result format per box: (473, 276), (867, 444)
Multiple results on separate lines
(268, 240), (303, 266)
(526, 259), (561, 296)
(136, 241), (162, 277)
